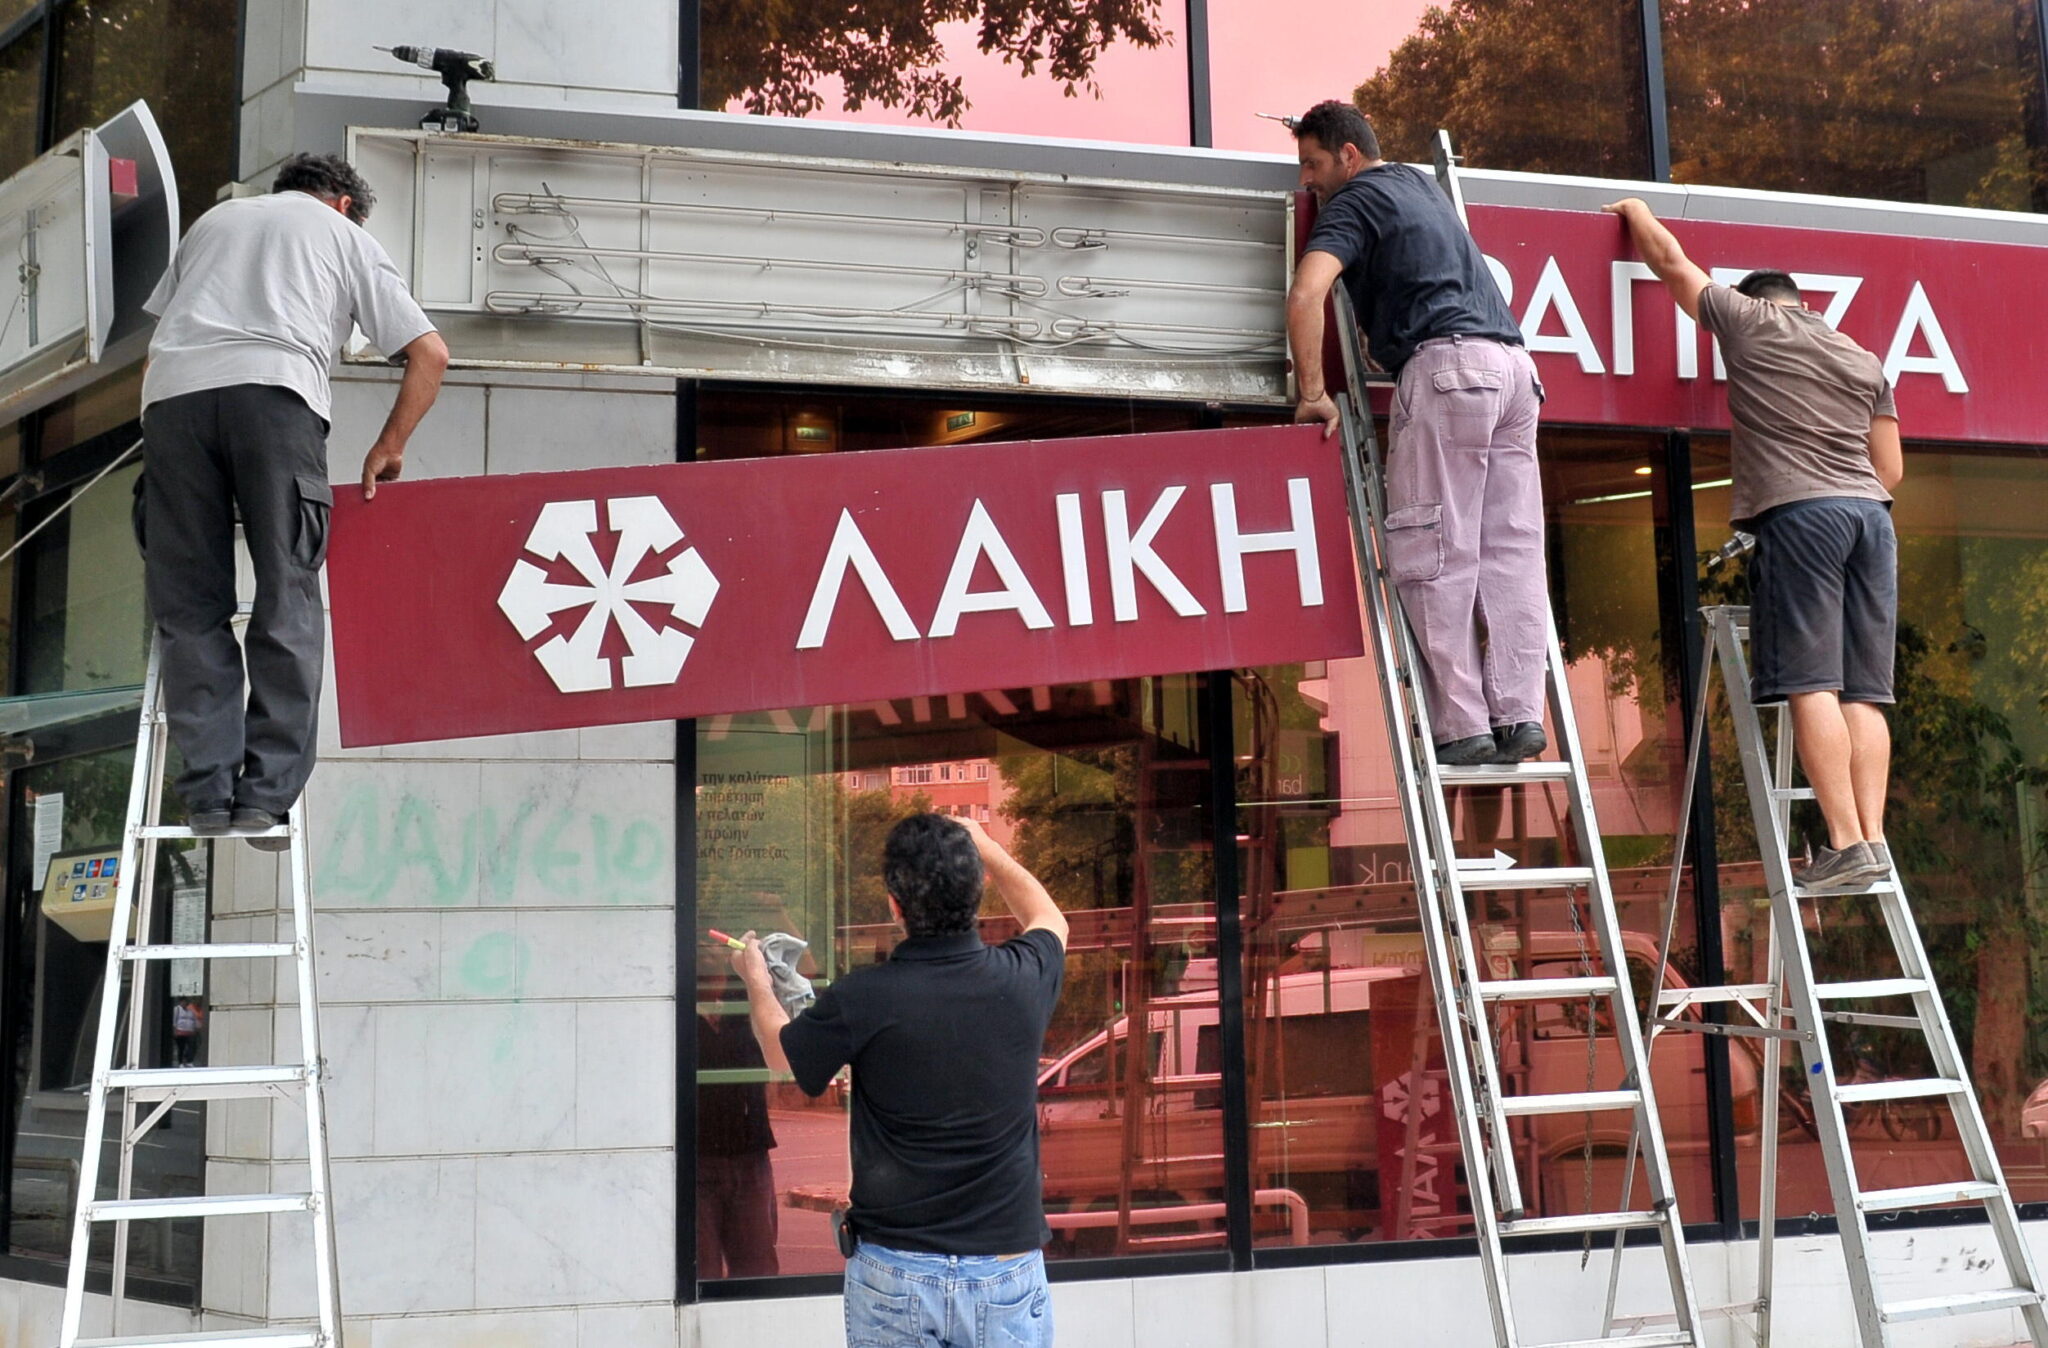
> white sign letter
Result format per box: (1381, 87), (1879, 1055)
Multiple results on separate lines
(1103, 487), (1207, 621)
(1609, 261), (1658, 376)
(1055, 492), (1093, 626)
(1519, 256), (1605, 374)
(1883, 281), (1968, 393)
(1211, 478), (1324, 614)
(927, 500), (1056, 638)
(795, 509), (922, 650)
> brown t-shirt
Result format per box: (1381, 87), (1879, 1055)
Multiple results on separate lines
(1697, 285), (1898, 525)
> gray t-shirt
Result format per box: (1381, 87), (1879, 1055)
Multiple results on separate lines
(143, 191), (435, 423)
(1697, 284), (1897, 526)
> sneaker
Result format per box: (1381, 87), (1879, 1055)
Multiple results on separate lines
(187, 805), (232, 836)
(1435, 734), (1498, 767)
(1798, 841), (1887, 894)
(230, 805), (291, 853)
(1867, 840), (1892, 876)
(1492, 722), (1547, 764)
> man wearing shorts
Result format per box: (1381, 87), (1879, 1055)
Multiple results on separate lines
(1606, 198), (1903, 892)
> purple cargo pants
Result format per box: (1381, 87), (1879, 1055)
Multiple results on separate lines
(1383, 336), (1548, 745)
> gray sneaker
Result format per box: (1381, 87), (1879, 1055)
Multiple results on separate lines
(1799, 841), (1887, 894)
(1867, 840), (1892, 876)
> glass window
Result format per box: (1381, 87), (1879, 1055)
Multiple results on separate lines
(1207, 0), (1652, 178)
(691, 386), (1224, 1282)
(52, 0), (239, 228)
(0, 26), (39, 182)
(17, 460), (148, 695)
(698, 0), (1192, 146)
(1664, 0), (2048, 210)
(1237, 428), (1717, 1247)
(5, 747), (208, 1290)
(1695, 440), (2048, 1219)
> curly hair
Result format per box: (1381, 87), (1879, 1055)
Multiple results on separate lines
(272, 153), (375, 224)
(1294, 100), (1381, 162)
(883, 813), (984, 939)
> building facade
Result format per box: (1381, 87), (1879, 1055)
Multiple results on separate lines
(1, 1), (2046, 1345)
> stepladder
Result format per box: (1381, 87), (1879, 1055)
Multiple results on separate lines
(59, 633), (343, 1348)
(1321, 141), (1703, 1347)
(1640, 604), (2048, 1348)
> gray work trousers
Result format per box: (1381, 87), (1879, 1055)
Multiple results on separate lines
(1383, 337), (1549, 744)
(135, 384), (334, 813)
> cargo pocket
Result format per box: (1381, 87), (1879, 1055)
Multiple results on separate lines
(130, 472), (148, 557)
(1384, 503), (1444, 582)
(291, 474), (334, 569)
(1434, 366), (1505, 443)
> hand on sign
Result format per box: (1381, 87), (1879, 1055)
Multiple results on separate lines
(1294, 392), (1341, 440)
(361, 441), (404, 500)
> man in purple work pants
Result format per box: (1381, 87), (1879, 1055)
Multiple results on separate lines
(1284, 100), (1549, 766)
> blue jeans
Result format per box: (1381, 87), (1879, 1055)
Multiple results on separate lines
(843, 1243), (1053, 1348)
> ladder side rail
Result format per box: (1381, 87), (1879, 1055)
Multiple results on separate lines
(60, 643), (169, 1348)
(1870, 880), (2048, 1331)
(287, 801), (345, 1342)
(1545, 604), (1702, 1330)
(1330, 288), (1515, 1346)
(1717, 616), (1887, 1348)
(1757, 909), (1784, 1344)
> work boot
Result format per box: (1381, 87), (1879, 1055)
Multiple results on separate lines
(230, 805), (291, 853)
(187, 805), (232, 836)
(1435, 734), (1498, 766)
(1798, 841), (1886, 894)
(1492, 722), (1547, 764)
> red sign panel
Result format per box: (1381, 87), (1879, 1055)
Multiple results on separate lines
(329, 425), (1365, 746)
(1465, 203), (2047, 445)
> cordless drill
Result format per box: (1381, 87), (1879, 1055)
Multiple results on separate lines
(377, 45), (496, 133)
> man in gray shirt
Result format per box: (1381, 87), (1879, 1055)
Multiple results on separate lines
(140, 153), (447, 846)
(1607, 197), (1904, 893)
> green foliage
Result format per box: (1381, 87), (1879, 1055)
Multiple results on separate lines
(702, 0), (1170, 124)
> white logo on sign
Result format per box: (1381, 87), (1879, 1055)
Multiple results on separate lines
(496, 496), (719, 693)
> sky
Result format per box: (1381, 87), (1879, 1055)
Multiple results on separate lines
(730, 0), (1441, 153)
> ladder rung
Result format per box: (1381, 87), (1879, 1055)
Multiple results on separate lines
(1770, 786), (1816, 801)
(1438, 762), (1575, 787)
(109, 1064), (309, 1101)
(1794, 880), (1898, 899)
(1881, 1287), (2044, 1323)
(86, 1193), (314, 1222)
(1530, 1334), (1695, 1348)
(76, 1332), (323, 1348)
(1500, 1089), (1639, 1118)
(1661, 982), (1776, 1006)
(1814, 978), (1928, 1000)
(1456, 866), (1596, 892)
(1859, 1180), (2005, 1213)
(1834, 1077), (1965, 1105)
(1499, 1209), (1666, 1238)
(137, 824), (290, 841)
(1479, 976), (1620, 1003)
(123, 943), (297, 962)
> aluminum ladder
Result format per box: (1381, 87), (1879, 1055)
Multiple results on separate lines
(1637, 603), (2048, 1348)
(1320, 132), (1703, 1347)
(58, 634), (343, 1348)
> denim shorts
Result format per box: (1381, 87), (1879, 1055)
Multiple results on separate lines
(1748, 496), (1898, 705)
(843, 1242), (1053, 1348)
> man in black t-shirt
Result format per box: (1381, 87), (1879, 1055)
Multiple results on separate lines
(731, 814), (1067, 1346)
(1284, 100), (1551, 768)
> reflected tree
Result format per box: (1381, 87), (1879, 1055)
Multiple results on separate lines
(702, 0), (1169, 123)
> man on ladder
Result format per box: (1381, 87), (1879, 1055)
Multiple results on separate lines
(1283, 100), (1548, 767)
(138, 151), (447, 845)
(1605, 197), (1903, 891)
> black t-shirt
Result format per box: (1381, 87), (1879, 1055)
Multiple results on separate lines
(697, 1013), (776, 1157)
(1303, 163), (1522, 374)
(780, 928), (1065, 1255)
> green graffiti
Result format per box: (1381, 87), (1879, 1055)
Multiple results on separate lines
(314, 786), (671, 906)
(457, 930), (530, 997)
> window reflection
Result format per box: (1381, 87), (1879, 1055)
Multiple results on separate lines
(1238, 429), (1717, 1246)
(1665, 0), (2048, 211)
(0, 29), (38, 183)
(700, 0), (1192, 146)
